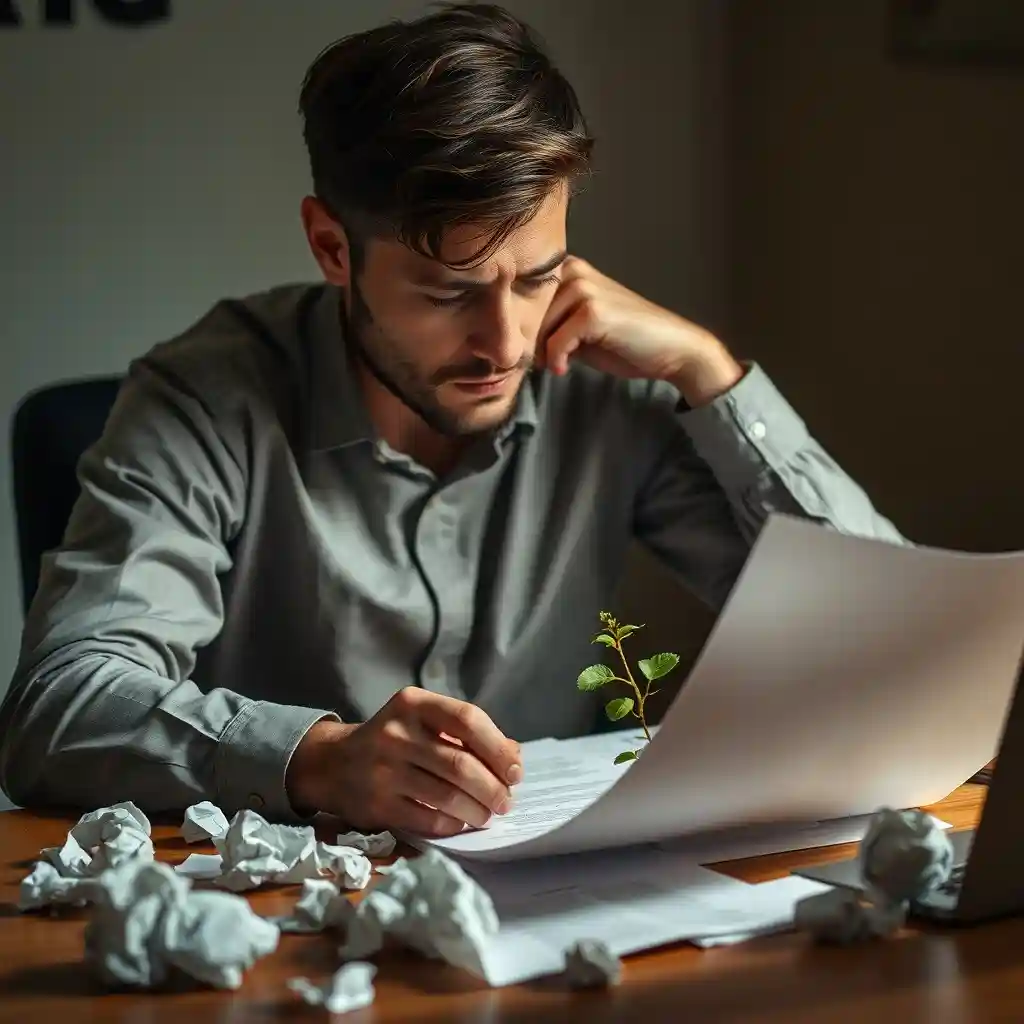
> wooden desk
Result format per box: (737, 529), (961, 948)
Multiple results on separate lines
(1, 785), (1021, 1023)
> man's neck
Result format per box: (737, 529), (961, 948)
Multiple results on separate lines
(354, 361), (468, 477)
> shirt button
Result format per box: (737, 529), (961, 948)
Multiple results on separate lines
(248, 793), (265, 811)
(749, 420), (767, 441)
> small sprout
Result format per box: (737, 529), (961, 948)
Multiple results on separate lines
(578, 612), (680, 764)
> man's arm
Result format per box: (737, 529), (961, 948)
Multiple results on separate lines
(537, 256), (904, 609)
(633, 365), (904, 609)
(0, 359), (334, 818)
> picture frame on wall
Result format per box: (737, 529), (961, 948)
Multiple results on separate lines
(889, 0), (1024, 65)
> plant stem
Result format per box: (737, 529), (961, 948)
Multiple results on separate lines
(614, 641), (651, 743)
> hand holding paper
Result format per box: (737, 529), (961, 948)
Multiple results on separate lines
(287, 689), (522, 837)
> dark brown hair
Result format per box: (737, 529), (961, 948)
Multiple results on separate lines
(298, 3), (593, 268)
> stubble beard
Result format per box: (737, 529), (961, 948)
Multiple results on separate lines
(343, 278), (529, 439)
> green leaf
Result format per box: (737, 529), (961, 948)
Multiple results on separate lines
(615, 624), (643, 641)
(591, 634), (616, 647)
(577, 664), (616, 691)
(604, 697), (635, 722)
(613, 750), (638, 764)
(639, 652), (680, 681)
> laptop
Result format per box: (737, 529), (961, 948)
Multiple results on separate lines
(795, 647), (1024, 924)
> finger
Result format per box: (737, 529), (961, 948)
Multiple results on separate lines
(395, 797), (466, 838)
(543, 307), (589, 376)
(400, 763), (493, 829)
(412, 692), (522, 788)
(409, 731), (514, 815)
(537, 283), (586, 368)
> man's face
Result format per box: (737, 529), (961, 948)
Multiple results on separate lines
(343, 188), (569, 437)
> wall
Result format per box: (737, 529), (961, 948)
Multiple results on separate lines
(729, 0), (1024, 554)
(0, 1), (728, 800)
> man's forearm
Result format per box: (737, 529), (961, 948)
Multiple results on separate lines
(0, 647), (332, 820)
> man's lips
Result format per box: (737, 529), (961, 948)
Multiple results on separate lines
(447, 373), (513, 395)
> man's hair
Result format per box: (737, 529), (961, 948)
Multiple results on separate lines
(298, 3), (593, 269)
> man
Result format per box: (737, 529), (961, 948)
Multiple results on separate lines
(0, 4), (901, 837)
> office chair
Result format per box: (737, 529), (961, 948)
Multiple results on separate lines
(11, 376), (123, 613)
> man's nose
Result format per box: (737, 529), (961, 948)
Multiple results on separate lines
(467, 293), (526, 370)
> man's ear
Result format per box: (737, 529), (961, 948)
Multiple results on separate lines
(300, 196), (353, 289)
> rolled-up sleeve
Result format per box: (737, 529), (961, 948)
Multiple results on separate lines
(633, 363), (904, 608)
(0, 358), (334, 820)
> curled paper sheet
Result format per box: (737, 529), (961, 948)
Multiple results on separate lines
(181, 802), (230, 844)
(339, 848), (499, 975)
(271, 878), (355, 934)
(794, 888), (905, 945)
(288, 962), (377, 1015)
(19, 861), (100, 912)
(335, 830), (397, 858)
(212, 811), (371, 892)
(40, 801), (154, 880)
(564, 939), (622, 988)
(859, 808), (954, 903)
(84, 860), (279, 990)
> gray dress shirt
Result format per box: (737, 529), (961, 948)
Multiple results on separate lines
(0, 283), (902, 820)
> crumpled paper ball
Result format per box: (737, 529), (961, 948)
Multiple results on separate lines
(564, 939), (622, 987)
(19, 860), (101, 912)
(270, 878), (356, 934)
(335, 830), (397, 858)
(41, 801), (154, 879)
(859, 808), (954, 903)
(339, 848), (499, 975)
(180, 801), (230, 844)
(795, 887), (906, 945)
(212, 810), (371, 892)
(84, 860), (279, 990)
(288, 962), (377, 1013)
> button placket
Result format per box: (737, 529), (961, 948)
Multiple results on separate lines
(414, 490), (473, 700)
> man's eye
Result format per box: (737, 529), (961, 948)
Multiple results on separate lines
(521, 274), (561, 291)
(424, 292), (466, 308)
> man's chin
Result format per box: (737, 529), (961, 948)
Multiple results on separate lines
(436, 387), (519, 437)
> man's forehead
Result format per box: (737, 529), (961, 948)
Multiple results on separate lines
(386, 188), (569, 283)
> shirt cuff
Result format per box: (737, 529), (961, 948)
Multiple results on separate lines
(678, 362), (813, 494)
(215, 700), (341, 822)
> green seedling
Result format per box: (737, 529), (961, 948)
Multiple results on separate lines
(576, 611), (679, 765)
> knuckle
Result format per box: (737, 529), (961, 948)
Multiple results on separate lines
(453, 701), (479, 731)
(390, 686), (419, 713)
(445, 746), (471, 779)
(379, 717), (407, 745)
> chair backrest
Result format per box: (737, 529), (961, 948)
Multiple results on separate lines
(11, 376), (124, 613)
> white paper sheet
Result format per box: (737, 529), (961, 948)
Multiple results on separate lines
(429, 516), (1024, 862)
(465, 844), (831, 987)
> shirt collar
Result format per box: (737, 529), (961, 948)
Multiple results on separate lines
(307, 285), (375, 452)
(305, 283), (540, 452)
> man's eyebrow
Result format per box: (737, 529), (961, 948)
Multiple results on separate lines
(420, 250), (569, 291)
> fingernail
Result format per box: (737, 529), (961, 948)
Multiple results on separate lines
(506, 763), (522, 785)
(496, 797), (513, 815)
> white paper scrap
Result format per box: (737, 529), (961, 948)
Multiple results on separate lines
(40, 801), (154, 878)
(84, 860), (279, 989)
(288, 962), (376, 1015)
(175, 853), (224, 880)
(18, 860), (100, 912)
(210, 810), (372, 892)
(340, 849), (498, 975)
(181, 801), (230, 844)
(336, 830), (396, 858)
(270, 878), (355, 934)
(564, 939), (622, 988)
